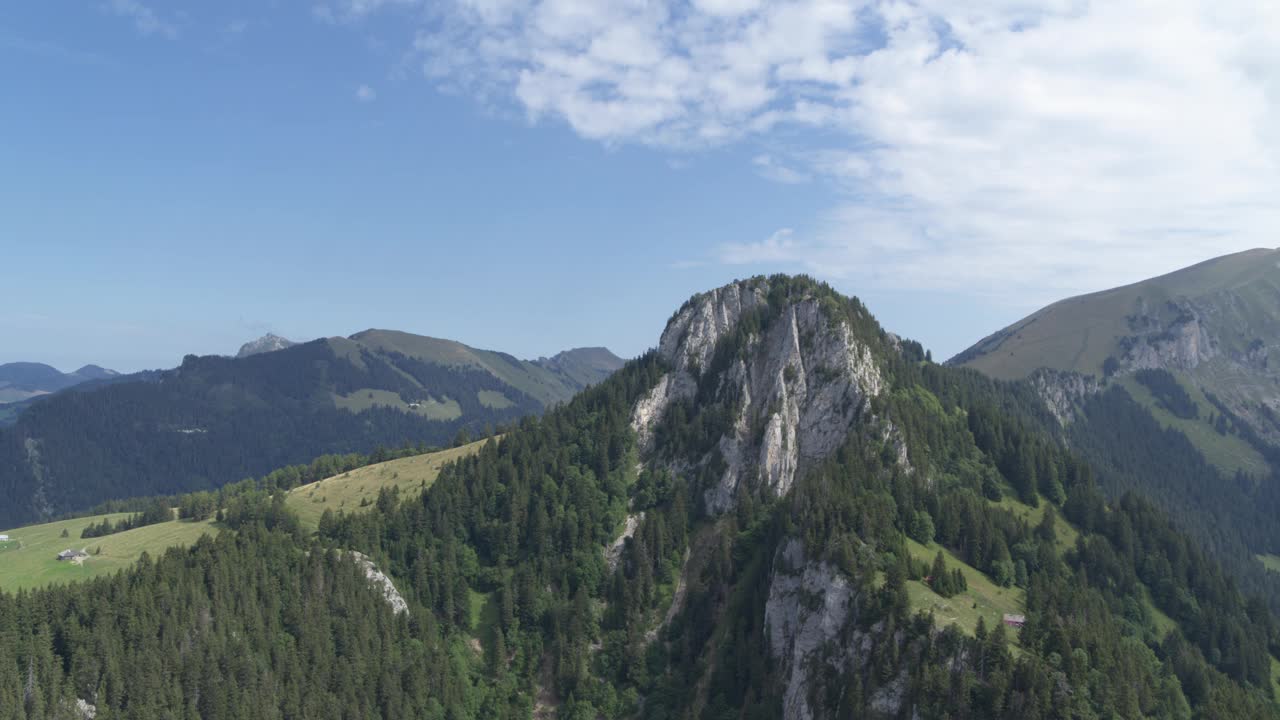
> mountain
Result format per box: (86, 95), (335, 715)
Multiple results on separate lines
(236, 333), (296, 358)
(952, 247), (1280, 444)
(952, 248), (1280, 620)
(0, 361), (119, 404)
(0, 331), (621, 527)
(534, 346), (627, 388)
(341, 329), (622, 408)
(2, 275), (1275, 719)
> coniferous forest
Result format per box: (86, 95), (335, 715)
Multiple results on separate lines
(2, 277), (1279, 719)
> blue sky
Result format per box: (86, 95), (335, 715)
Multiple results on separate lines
(2, 1), (1276, 373)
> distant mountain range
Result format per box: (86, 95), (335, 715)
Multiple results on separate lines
(0, 362), (118, 404)
(0, 330), (622, 526)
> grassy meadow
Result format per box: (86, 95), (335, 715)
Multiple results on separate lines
(904, 537), (1026, 639)
(0, 513), (221, 591)
(0, 440), (491, 590)
(285, 438), (490, 529)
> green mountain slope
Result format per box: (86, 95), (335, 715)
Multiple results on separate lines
(0, 332), (621, 528)
(0, 511), (220, 591)
(953, 247), (1280, 446)
(953, 248), (1280, 378)
(284, 439), (487, 529)
(952, 249), (1280, 625)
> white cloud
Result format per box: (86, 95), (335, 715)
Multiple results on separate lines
(356, 84), (378, 102)
(361, 1), (1280, 304)
(314, 0), (423, 24)
(720, 228), (800, 264)
(106, 0), (177, 39)
(753, 154), (808, 184)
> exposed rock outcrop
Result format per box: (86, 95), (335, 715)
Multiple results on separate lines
(632, 281), (887, 514)
(1029, 368), (1102, 425)
(348, 551), (408, 616)
(236, 333), (296, 358)
(1118, 300), (1220, 372)
(765, 539), (864, 720)
(606, 512), (645, 571)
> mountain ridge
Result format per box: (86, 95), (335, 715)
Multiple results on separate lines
(951, 247), (1280, 442)
(0, 361), (119, 404)
(0, 330), (623, 526)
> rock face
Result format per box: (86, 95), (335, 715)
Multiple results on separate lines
(629, 278), (915, 719)
(765, 539), (861, 720)
(606, 512), (645, 571)
(348, 551), (408, 616)
(1117, 299), (1220, 372)
(1029, 368), (1102, 425)
(236, 333), (296, 358)
(632, 281), (886, 514)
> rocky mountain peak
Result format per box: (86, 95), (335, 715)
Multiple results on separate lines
(635, 277), (891, 515)
(237, 333), (296, 359)
(658, 281), (769, 372)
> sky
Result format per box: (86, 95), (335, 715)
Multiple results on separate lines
(2, 1), (1278, 373)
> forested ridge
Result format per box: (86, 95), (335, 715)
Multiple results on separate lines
(1, 276), (1278, 719)
(1068, 384), (1280, 613)
(0, 340), (554, 528)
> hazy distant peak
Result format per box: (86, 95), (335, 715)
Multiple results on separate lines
(237, 334), (297, 358)
(72, 365), (119, 380)
(0, 361), (118, 405)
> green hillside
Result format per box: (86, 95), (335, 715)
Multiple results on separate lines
(1114, 373), (1267, 477)
(0, 331), (620, 529)
(285, 439), (489, 529)
(0, 441), (492, 590)
(904, 537), (1025, 638)
(953, 248), (1280, 452)
(344, 330), (623, 408)
(952, 249), (1280, 599)
(0, 512), (220, 591)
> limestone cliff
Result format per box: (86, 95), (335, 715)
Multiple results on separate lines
(632, 280), (887, 514)
(628, 278), (909, 720)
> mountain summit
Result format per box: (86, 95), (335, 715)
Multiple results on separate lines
(237, 333), (297, 358)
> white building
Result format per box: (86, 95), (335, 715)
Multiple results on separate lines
(0, 534), (9, 541)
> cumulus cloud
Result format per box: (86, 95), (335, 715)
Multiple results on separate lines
(356, 84), (378, 102)
(366, 1), (1280, 303)
(107, 0), (178, 39)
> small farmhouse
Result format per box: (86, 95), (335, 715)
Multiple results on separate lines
(57, 549), (88, 562)
(0, 534), (9, 541)
(1002, 613), (1026, 628)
